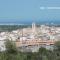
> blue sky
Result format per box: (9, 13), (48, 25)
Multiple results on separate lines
(0, 0), (60, 23)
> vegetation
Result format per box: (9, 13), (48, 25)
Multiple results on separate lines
(0, 24), (41, 32)
(0, 40), (60, 60)
(0, 25), (31, 32)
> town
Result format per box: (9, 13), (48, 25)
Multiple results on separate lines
(0, 23), (60, 52)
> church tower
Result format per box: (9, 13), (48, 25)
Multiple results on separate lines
(32, 22), (36, 35)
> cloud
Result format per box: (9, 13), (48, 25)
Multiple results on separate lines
(40, 7), (60, 10)
(40, 7), (45, 10)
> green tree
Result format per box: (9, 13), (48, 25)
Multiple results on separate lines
(54, 41), (60, 51)
(5, 39), (17, 54)
(54, 41), (60, 60)
(4, 39), (27, 60)
(38, 47), (48, 60)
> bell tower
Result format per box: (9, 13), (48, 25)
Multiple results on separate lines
(32, 22), (36, 35)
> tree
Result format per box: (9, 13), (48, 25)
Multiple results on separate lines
(54, 41), (60, 60)
(54, 41), (60, 51)
(37, 47), (48, 60)
(4, 39), (27, 60)
(5, 39), (17, 54)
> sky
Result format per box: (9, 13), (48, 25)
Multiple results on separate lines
(0, 0), (60, 24)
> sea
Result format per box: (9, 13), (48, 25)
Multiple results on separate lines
(0, 19), (60, 25)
